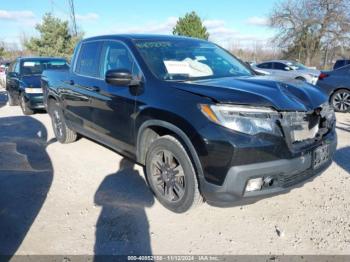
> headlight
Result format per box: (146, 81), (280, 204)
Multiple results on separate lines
(200, 104), (282, 136)
(25, 88), (43, 94)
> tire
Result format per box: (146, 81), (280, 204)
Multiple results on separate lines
(331, 89), (350, 113)
(19, 93), (34, 115)
(7, 92), (17, 106)
(48, 99), (77, 143)
(145, 135), (202, 213)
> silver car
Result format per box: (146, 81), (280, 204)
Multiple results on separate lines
(253, 60), (320, 85)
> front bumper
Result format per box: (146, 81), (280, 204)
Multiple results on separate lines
(200, 132), (337, 207)
(24, 93), (45, 109)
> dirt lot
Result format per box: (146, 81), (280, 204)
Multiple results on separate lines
(0, 88), (349, 256)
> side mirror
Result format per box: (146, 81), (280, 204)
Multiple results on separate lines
(284, 66), (291, 71)
(105, 69), (133, 86)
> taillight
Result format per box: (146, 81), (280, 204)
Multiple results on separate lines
(318, 73), (329, 80)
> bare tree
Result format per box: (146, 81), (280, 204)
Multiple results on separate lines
(269, 0), (350, 66)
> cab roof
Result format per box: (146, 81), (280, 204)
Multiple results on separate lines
(83, 34), (206, 42)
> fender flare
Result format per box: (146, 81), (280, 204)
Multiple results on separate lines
(136, 119), (205, 180)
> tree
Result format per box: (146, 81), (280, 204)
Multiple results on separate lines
(173, 11), (209, 40)
(25, 13), (82, 60)
(0, 46), (5, 59)
(269, 0), (350, 66)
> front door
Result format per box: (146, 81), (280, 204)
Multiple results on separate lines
(89, 40), (143, 155)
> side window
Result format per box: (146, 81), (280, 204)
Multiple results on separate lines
(100, 41), (140, 77)
(257, 63), (272, 69)
(273, 62), (286, 70)
(75, 41), (102, 77)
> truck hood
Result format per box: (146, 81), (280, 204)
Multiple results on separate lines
(172, 76), (327, 111)
(20, 75), (41, 88)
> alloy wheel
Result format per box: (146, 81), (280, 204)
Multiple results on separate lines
(333, 91), (350, 112)
(150, 149), (186, 202)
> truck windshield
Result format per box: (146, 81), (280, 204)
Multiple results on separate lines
(134, 39), (252, 81)
(21, 60), (69, 76)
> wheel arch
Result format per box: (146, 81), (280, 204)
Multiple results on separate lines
(329, 87), (350, 102)
(45, 92), (62, 110)
(295, 76), (306, 81)
(136, 120), (205, 181)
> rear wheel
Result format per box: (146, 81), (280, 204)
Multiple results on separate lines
(145, 135), (202, 213)
(20, 93), (34, 115)
(48, 100), (77, 143)
(331, 89), (350, 112)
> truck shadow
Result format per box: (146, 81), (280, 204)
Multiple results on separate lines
(334, 146), (350, 174)
(0, 116), (53, 256)
(0, 90), (8, 108)
(94, 158), (154, 258)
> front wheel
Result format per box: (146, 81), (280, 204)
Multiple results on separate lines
(48, 100), (77, 143)
(145, 135), (202, 213)
(331, 89), (350, 113)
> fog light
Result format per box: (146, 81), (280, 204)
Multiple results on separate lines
(245, 178), (263, 192)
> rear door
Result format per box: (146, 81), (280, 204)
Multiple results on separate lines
(62, 41), (103, 132)
(88, 40), (143, 154)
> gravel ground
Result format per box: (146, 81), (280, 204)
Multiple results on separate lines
(0, 87), (349, 256)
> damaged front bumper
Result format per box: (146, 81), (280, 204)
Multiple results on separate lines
(197, 102), (337, 206)
(201, 130), (337, 207)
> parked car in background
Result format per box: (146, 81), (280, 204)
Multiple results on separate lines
(6, 57), (69, 115)
(0, 66), (6, 88)
(333, 59), (350, 70)
(0, 62), (10, 88)
(253, 60), (320, 85)
(317, 64), (350, 113)
(42, 34), (336, 213)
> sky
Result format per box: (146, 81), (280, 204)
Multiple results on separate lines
(0, 0), (278, 49)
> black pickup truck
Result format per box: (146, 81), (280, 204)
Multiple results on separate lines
(42, 35), (337, 213)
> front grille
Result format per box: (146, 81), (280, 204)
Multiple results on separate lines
(284, 112), (320, 143)
(279, 168), (316, 188)
(279, 103), (335, 148)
